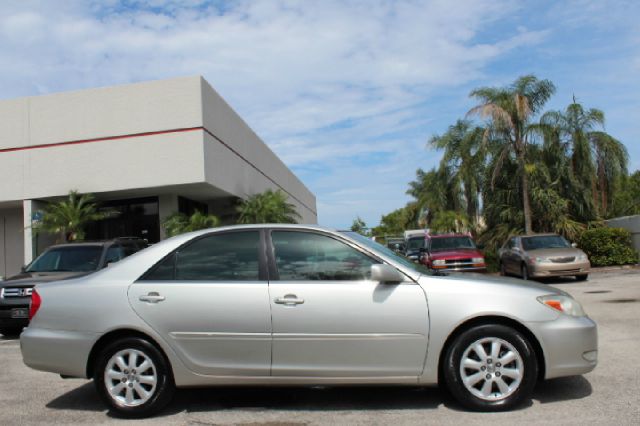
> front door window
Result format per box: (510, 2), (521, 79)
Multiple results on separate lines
(271, 231), (378, 281)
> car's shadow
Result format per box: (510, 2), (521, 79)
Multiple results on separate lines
(533, 376), (593, 403)
(46, 376), (593, 417)
(0, 334), (20, 341)
(538, 276), (583, 285)
(500, 274), (580, 285)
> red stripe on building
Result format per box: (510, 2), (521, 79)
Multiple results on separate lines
(0, 126), (317, 216)
(0, 126), (203, 154)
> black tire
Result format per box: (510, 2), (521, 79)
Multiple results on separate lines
(575, 274), (589, 281)
(0, 327), (22, 337)
(521, 263), (529, 280)
(94, 337), (175, 418)
(499, 262), (507, 277)
(442, 324), (538, 411)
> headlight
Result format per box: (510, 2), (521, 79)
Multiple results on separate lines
(576, 254), (588, 261)
(537, 294), (586, 317)
(472, 257), (485, 264)
(432, 259), (446, 266)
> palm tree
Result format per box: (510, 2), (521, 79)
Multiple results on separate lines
(430, 210), (470, 233)
(540, 101), (628, 218)
(429, 120), (486, 226)
(236, 189), (301, 224)
(162, 210), (220, 237)
(350, 216), (370, 236)
(407, 166), (463, 223)
(590, 131), (628, 215)
(611, 171), (640, 216)
(468, 75), (556, 234)
(33, 190), (116, 242)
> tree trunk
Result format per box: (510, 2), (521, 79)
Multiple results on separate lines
(518, 147), (533, 235)
(598, 160), (607, 216)
(464, 182), (475, 224)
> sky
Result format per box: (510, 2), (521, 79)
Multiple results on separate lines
(1, 0), (638, 228)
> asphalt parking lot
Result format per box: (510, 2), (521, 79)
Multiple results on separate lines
(1, 268), (638, 425)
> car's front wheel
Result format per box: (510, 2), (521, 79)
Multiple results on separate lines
(94, 337), (175, 418)
(499, 262), (507, 276)
(521, 264), (530, 280)
(443, 324), (538, 411)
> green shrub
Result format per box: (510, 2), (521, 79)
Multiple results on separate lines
(578, 227), (639, 267)
(483, 249), (500, 273)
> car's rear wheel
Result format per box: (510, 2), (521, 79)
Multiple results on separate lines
(94, 337), (174, 418)
(521, 264), (530, 280)
(576, 274), (588, 281)
(443, 324), (538, 411)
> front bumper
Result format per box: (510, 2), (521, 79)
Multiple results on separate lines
(0, 305), (29, 329)
(433, 266), (487, 273)
(527, 314), (598, 379)
(529, 261), (590, 278)
(20, 327), (99, 378)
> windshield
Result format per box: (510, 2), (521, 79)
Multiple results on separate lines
(430, 236), (476, 251)
(407, 236), (426, 251)
(26, 246), (103, 273)
(341, 232), (432, 275)
(522, 235), (570, 250)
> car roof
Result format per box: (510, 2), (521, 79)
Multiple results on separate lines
(45, 237), (147, 250)
(46, 242), (107, 249)
(429, 233), (472, 239)
(181, 223), (338, 236)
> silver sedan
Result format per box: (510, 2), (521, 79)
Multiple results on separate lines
(20, 225), (597, 418)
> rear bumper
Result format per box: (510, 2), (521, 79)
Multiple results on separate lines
(20, 327), (99, 378)
(0, 306), (29, 329)
(526, 315), (598, 379)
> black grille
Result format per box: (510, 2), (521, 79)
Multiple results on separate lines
(1, 288), (33, 298)
(551, 257), (575, 263)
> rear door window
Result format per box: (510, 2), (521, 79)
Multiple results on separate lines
(140, 231), (261, 281)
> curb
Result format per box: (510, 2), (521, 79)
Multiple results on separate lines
(590, 264), (640, 274)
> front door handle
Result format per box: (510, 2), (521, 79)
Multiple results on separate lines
(139, 292), (165, 303)
(274, 294), (305, 305)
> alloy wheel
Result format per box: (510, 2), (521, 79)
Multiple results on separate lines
(104, 349), (157, 407)
(459, 337), (524, 402)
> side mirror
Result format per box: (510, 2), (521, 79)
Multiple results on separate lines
(371, 264), (404, 284)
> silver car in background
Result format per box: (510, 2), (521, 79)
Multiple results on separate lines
(498, 234), (591, 281)
(21, 225), (597, 418)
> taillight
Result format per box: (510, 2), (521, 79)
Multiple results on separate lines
(29, 289), (41, 321)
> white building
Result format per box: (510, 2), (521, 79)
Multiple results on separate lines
(0, 76), (317, 278)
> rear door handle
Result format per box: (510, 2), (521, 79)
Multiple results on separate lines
(274, 294), (304, 305)
(139, 292), (165, 303)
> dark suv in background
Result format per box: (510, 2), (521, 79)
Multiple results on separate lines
(0, 237), (148, 336)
